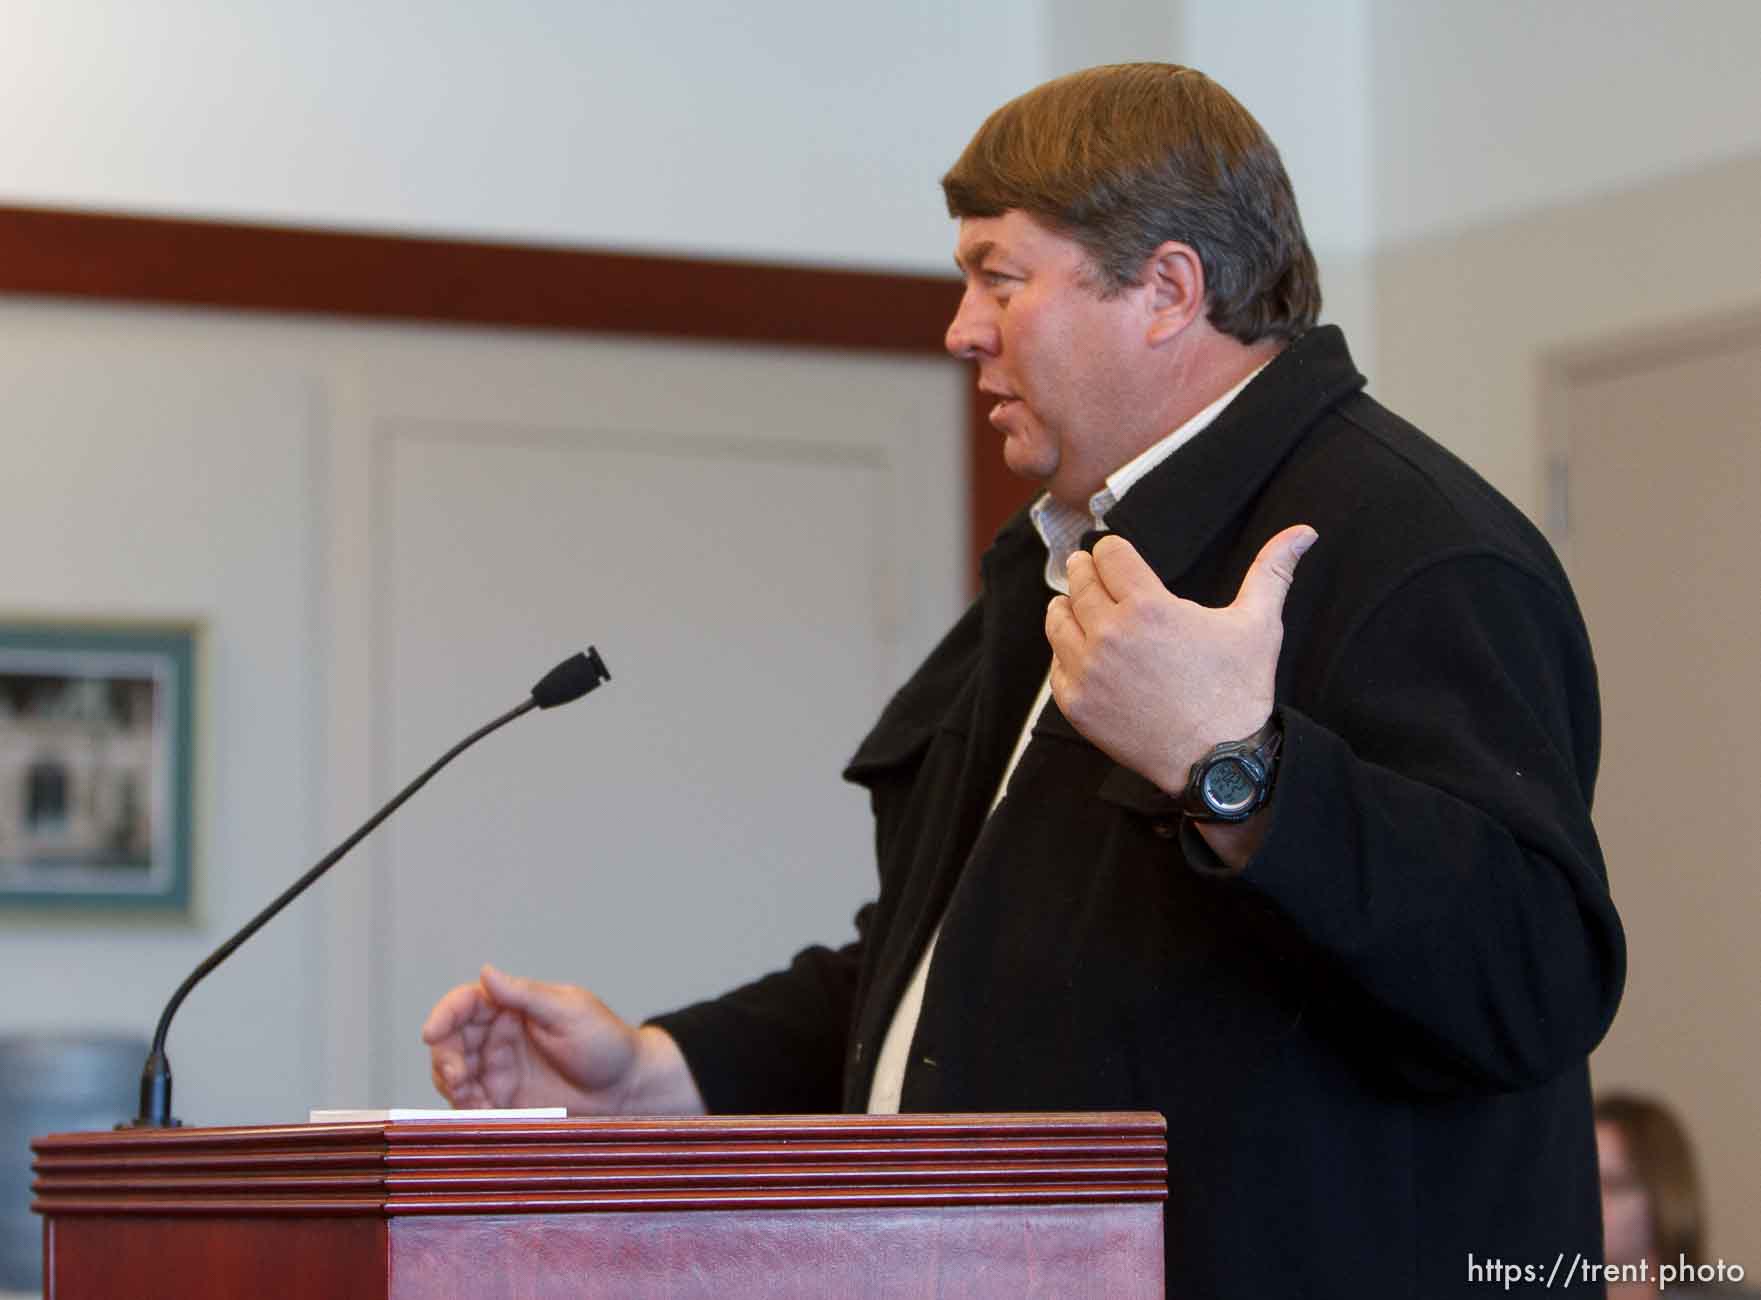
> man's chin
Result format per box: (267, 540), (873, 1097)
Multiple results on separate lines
(1035, 463), (1107, 512)
(1000, 434), (1056, 487)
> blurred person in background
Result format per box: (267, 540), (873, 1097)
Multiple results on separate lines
(1598, 1092), (1756, 1298)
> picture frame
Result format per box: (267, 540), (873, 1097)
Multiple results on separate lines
(0, 620), (196, 911)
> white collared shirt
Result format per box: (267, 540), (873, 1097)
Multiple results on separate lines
(865, 362), (1266, 1114)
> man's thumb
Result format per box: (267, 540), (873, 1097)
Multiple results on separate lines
(1234, 525), (1318, 619)
(480, 964), (557, 1028)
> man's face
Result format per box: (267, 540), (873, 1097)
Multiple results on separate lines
(1597, 1121), (1654, 1266)
(946, 210), (1153, 509)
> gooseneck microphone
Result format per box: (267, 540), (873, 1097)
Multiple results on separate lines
(120, 647), (612, 1129)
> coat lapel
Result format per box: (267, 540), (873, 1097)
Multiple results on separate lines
(1101, 326), (1366, 589)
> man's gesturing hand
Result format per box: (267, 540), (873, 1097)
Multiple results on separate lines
(422, 964), (705, 1116)
(1045, 525), (1318, 796)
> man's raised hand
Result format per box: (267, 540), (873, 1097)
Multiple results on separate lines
(1045, 525), (1317, 796)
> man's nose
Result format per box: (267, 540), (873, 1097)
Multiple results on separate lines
(944, 289), (997, 359)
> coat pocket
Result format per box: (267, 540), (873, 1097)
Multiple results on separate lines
(842, 718), (940, 789)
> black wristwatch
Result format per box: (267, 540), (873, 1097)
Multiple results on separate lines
(1180, 714), (1283, 823)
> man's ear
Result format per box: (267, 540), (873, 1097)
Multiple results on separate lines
(1142, 241), (1206, 346)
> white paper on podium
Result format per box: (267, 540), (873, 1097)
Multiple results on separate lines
(308, 1106), (567, 1122)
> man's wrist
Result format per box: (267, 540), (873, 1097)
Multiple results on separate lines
(1192, 804), (1273, 871)
(628, 1024), (709, 1115)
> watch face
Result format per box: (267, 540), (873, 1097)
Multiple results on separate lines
(1201, 756), (1259, 816)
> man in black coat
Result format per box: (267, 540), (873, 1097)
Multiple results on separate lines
(425, 64), (1624, 1298)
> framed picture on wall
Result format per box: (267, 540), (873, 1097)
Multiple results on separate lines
(0, 621), (196, 911)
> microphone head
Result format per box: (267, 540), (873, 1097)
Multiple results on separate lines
(531, 647), (611, 709)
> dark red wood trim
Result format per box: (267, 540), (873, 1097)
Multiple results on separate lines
(40, 1159), (1162, 1194)
(35, 1110), (1163, 1150)
(39, 1118), (1166, 1296)
(37, 1183), (1169, 1211)
(34, 1113), (1166, 1217)
(0, 203), (1017, 584)
(0, 205), (958, 353)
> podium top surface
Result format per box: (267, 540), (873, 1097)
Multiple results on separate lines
(34, 1111), (1167, 1219)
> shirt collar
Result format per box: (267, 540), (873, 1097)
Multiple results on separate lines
(1029, 362), (1267, 593)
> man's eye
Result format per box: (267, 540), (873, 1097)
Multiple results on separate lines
(982, 273), (1017, 302)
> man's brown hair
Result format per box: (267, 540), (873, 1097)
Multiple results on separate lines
(1596, 1092), (1706, 1264)
(942, 63), (1321, 345)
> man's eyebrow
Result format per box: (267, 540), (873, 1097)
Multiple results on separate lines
(954, 239), (998, 272)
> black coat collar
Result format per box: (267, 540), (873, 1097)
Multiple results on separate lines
(1100, 325), (1366, 586)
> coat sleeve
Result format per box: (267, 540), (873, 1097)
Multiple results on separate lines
(1193, 550), (1625, 1095)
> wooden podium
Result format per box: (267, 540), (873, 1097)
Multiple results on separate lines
(34, 1111), (1165, 1298)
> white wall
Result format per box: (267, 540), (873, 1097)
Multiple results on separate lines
(0, 0), (1378, 344)
(1365, 0), (1761, 539)
(1181, 0), (1377, 383)
(0, 306), (326, 1123)
(1371, 0), (1761, 248)
(9, 3), (1750, 296)
(0, 299), (966, 1129)
(0, 0), (1039, 273)
(23, 1), (1390, 277)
